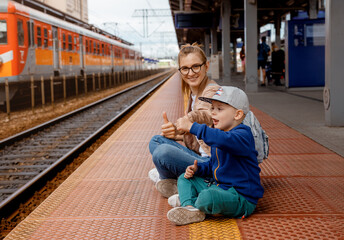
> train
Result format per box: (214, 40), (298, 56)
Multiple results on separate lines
(0, 0), (143, 107)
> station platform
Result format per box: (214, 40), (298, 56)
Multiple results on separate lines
(5, 73), (344, 239)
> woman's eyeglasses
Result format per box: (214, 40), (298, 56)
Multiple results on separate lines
(178, 62), (206, 76)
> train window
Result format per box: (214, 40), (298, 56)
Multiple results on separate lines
(101, 43), (104, 56)
(17, 20), (24, 46)
(0, 20), (7, 44)
(89, 40), (92, 53)
(43, 28), (48, 48)
(86, 39), (89, 52)
(37, 26), (42, 47)
(74, 36), (77, 51)
(97, 43), (100, 55)
(93, 42), (96, 54)
(68, 34), (72, 51)
(26, 22), (31, 46)
(62, 33), (66, 50)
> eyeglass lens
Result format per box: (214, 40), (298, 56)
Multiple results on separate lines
(179, 63), (204, 75)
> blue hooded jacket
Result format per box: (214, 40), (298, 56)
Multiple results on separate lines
(190, 122), (264, 204)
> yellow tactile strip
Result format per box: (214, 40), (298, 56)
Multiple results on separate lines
(190, 217), (242, 240)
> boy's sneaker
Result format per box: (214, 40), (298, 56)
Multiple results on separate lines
(148, 168), (160, 183)
(168, 194), (181, 207)
(155, 179), (177, 198)
(167, 206), (206, 225)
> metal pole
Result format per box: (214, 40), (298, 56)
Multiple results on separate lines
(84, 73), (87, 94)
(41, 76), (45, 109)
(50, 76), (54, 108)
(98, 72), (101, 90)
(93, 73), (96, 91)
(5, 78), (10, 120)
(31, 76), (35, 112)
(75, 74), (79, 97)
(63, 75), (66, 104)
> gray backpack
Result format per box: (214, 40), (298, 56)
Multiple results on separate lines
(243, 111), (269, 164)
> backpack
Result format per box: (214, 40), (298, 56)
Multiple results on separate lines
(243, 111), (269, 164)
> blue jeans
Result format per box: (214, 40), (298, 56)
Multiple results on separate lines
(149, 135), (210, 179)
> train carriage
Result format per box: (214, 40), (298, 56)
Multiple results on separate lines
(0, 0), (142, 106)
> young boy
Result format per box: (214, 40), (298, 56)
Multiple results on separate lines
(167, 86), (264, 225)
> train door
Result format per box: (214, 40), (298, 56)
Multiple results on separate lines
(52, 26), (59, 73)
(26, 19), (35, 74)
(16, 17), (27, 76)
(79, 35), (84, 70)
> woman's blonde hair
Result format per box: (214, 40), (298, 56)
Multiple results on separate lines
(178, 43), (207, 100)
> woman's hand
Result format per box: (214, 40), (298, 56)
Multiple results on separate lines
(161, 112), (176, 139)
(184, 160), (198, 179)
(176, 115), (193, 133)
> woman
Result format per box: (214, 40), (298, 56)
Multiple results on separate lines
(148, 43), (219, 198)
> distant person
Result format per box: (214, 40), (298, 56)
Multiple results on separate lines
(240, 45), (245, 74)
(257, 36), (270, 86)
(271, 43), (285, 86)
(167, 86), (264, 225)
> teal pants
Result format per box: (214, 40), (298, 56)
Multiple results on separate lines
(178, 175), (256, 218)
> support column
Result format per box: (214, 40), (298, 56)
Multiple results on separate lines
(204, 31), (210, 58)
(211, 27), (218, 55)
(274, 15), (281, 48)
(324, 0), (344, 126)
(233, 39), (237, 73)
(244, 0), (258, 92)
(210, 24), (219, 80)
(221, 0), (231, 83)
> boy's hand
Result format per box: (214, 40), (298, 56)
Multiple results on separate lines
(176, 115), (193, 133)
(161, 112), (176, 139)
(184, 160), (198, 179)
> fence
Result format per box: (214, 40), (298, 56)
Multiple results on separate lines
(2, 69), (165, 119)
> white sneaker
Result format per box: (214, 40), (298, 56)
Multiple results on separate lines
(155, 179), (178, 198)
(167, 206), (206, 225)
(168, 194), (181, 207)
(148, 168), (160, 183)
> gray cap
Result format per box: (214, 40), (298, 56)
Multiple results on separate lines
(199, 86), (249, 114)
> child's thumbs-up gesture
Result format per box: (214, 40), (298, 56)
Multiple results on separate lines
(184, 160), (198, 179)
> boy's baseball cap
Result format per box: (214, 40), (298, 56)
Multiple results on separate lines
(199, 86), (250, 114)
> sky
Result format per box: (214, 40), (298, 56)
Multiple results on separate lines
(87, 0), (179, 59)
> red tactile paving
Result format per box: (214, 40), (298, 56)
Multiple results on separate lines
(248, 106), (344, 240)
(238, 216), (344, 240)
(260, 154), (344, 177)
(5, 76), (344, 239)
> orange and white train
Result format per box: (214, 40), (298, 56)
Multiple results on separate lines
(0, 0), (142, 102)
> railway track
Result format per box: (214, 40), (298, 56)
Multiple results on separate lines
(0, 70), (174, 218)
